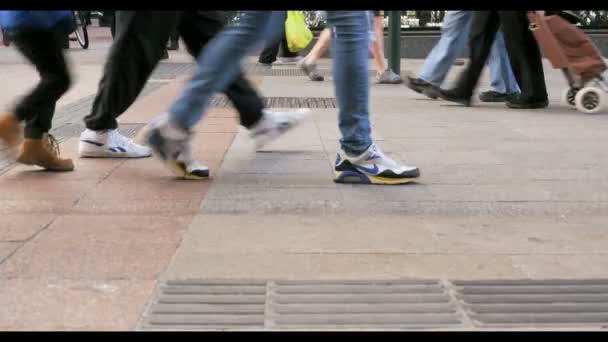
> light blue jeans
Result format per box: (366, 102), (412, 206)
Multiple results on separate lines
(419, 11), (520, 94)
(168, 11), (372, 155)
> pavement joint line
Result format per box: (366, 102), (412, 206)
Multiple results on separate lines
(0, 215), (59, 267)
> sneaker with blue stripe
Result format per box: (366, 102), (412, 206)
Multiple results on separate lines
(79, 129), (152, 158)
(334, 143), (420, 185)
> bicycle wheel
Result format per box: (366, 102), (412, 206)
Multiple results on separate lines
(73, 11), (89, 49)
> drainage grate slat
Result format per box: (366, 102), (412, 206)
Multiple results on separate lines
(459, 285), (608, 295)
(148, 314), (265, 325)
(272, 293), (452, 304)
(152, 304), (266, 314)
(157, 294), (266, 304)
(209, 95), (336, 109)
(468, 303), (608, 314)
(166, 279), (267, 286)
(272, 303), (456, 314)
(271, 313), (462, 326)
(274, 285), (444, 294)
(453, 279), (608, 286)
(161, 285), (266, 294)
(275, 279), (440, 286)
(460, 294), (608, 304)
(470, 313), (608, 325)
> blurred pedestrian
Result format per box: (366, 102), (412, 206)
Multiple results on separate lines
(405, 11), (520, 103)
(0, 11), (75, 171)
(144, 11), (419, 184)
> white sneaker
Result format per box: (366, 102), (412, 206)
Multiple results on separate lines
(334, 143), (420, 185)
(249, 109), (311, 150)
(79, 128), (152, 158)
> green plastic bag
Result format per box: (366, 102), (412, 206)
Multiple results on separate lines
(285, 11), (313, 53)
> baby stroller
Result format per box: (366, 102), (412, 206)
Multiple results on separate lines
(528, 11), (607, 114)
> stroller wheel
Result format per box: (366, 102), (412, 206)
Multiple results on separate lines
(561, 87), (579, 108)
(575, 87), (606, 114)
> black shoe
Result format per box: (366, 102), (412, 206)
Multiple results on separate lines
(505, 95), (549, 109)
(431, 88), (471, 106)
(479, 90), (520, 103)
(404, 76), (438, 99)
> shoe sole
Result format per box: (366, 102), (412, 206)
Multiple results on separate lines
(404, 79), (437, 99)
(334, 170), (418, 185)
(16, 156), (74, 172)
(480, 98), (508, 103)
(378, 80), (403, 84)
(78, 150), (152, 159)
(165, 159), (209, 180)
(506, 101), (549, 109)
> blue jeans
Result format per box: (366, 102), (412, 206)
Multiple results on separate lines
(168, 11), (372, 155)
(419, 11), (520, 94)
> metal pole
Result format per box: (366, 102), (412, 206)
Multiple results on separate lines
(388, 11), (401, 74)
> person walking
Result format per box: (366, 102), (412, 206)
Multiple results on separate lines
(144, 11), (419, 184)
(404, 11), (520, 102)
(298, 10), (402, 84)
(0, 11), (75, 171)
(258, 11), (301, 66)
(79, 11), (306, 178)
(431, 11), (548, 109)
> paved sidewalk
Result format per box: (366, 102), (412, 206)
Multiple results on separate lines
(1, 30), (608, 330)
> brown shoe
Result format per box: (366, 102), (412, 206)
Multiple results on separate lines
(0, 112), (22, 148)
(17, 134), (74, 171)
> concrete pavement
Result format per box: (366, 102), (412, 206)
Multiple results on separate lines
(1, 27), (608, 330)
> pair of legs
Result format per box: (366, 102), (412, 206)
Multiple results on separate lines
(420, 11), (519, 93)
(145, 11), (419, 184)
(406, 11), (520, 102)
(0, 20), (74, 171)
(80, 11), (270, 160)
(258, 12), (299, 65)
(435, 11), (548, 108)
(300, 11), (401, 84)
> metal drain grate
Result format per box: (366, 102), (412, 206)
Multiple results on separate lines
(150, 63), (198, 80)
(140, 278), (464, 330)
(140, 280), (267, 331)
(210, 95), (337, 109)
(267, 280), (462, 330)
(453, 279), (608, 328)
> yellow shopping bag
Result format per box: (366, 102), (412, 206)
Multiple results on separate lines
(285, 11), (313, 53)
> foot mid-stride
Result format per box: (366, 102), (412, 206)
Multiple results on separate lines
(334, 143), (420, 185)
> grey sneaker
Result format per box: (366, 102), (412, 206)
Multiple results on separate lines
(377, 69), (403, 84)
(276, 56), (303, 65)
(143, 116), (209, 180)
(298, 60), (324, 81)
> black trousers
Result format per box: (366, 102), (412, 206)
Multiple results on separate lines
(11, 25), (71, 139)
(455, 11), (548, 101)
(84, 11), (265, 131)
(258, 12), (296, 64)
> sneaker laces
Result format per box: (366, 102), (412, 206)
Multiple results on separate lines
(43, 134), (61, 156)
(109, 129), (132, 147)
(366, 144), (400, 169)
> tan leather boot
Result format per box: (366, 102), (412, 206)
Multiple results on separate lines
(0, 112), (22, 147)
(17, 134), (74, 171)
